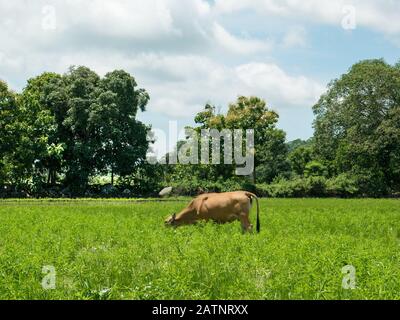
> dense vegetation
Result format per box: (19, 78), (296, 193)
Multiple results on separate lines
(1, 59), (400, 198)
(1, 198), (400, 299)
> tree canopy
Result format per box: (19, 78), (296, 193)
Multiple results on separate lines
(1, 67), (150, 194)
(313, 59), (400, 194)
(1, 59), (400, 198)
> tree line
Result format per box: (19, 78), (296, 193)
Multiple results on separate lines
(1, 59), (399, 198)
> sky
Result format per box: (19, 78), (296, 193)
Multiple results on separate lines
(1, 0), (399, 157)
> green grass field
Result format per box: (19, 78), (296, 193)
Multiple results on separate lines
(1, 198), (400, 300)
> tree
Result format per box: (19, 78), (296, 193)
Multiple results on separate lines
(0, 80), (18, 184)
(189, 96), (289, 184)
(11, 66), (151, 193)
(42, 66), (151, 191)
(286, 139), (310, 153)
(288, 145), (314, 176)
(304, 161), (328, 177)
(92, 70), (150, 185)
(313, 59), (400, 194)
(19, 72), (64, 185)
(60, 66), (101, 190)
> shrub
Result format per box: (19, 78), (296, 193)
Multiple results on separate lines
(169, 178), (254, 196)
(257, 176), (327, 198)
(351, 170), (389, 197)
(304, 161), (328, 177)
(326, 174), (360, 197)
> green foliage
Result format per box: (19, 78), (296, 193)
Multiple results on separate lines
(117, 163), (165, 196)
(0, 79), (43, 186)
(174, 96), (289, 185)
(288, 145), (314, 176)
(255, 128), (290, 183)
(90, 70), (150, 180)
(286, 139), (310, 153)
(313, 59), (400, 195)
(257, 172), (371, 198)
(326, 174), (359, 197)
(0, 80), (18, 184)
(1, 199), (400, 299)
(304, 161), (328, 177)
(0, 67), (150, 195)
(257, 176), (327, 198)
(2, 59), (400, 198)
(169, 177), (255, 196)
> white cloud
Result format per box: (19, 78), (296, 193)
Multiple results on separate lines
(0, 0), (212, 54)
(214, 0), (400, 36)
(0, 46), (325, 119)
(236, 63), (325, 107)
(72, 0), (179, 39)
(213, 23), (273, 54)
(48, 51), (324, 117)
(192, 0), (211, 16)
(282, 27), (307, 48)
(0, 0), (372, 124)
(4, 0), (378, 154)
(103, 53), (324, 118)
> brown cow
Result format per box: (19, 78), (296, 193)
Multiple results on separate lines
(164, 191), (260, 233)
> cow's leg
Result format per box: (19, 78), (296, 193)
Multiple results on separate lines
(239, 214), (253, 233)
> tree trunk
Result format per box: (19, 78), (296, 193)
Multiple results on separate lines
(51, 170), (56, 185)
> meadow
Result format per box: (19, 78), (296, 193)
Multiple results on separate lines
(1, 198), (400, 300)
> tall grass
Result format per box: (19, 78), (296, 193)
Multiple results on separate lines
(0, 198), (399, 300)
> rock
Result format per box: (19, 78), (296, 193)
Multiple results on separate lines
(159, 187), (173, 197)
(123, 189), (131, 197)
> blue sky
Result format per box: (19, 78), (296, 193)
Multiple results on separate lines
(1, 0), (399, 156)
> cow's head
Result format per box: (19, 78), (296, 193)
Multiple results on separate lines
(164, 213), (177, 226)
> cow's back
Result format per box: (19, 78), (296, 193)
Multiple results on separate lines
(196, 191), (250, 222)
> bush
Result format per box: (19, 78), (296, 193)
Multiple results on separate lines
(0, 171), (395, 198)
(257, 173), (392, 198)
(304, 161), (328, 177)
(257, 176), (327, 198)
(351, 170), (389, 197)
(326, 174), (359, 197)
(169, 178), (255, 196)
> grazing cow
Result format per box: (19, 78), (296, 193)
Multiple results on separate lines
(164, 191), (260, 233)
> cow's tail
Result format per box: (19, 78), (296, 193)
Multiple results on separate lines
(246, 192), (260, 233)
